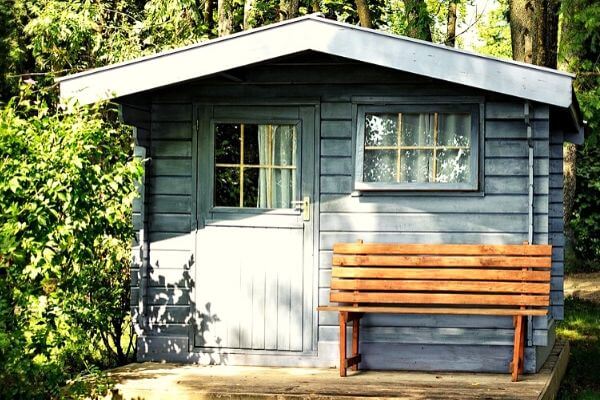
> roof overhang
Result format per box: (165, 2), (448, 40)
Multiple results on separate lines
(58, 14), (578, 119)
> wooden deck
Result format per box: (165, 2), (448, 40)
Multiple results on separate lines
(108, 340), (569, 400)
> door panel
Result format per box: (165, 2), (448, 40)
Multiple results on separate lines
(194, 105), (315, 354)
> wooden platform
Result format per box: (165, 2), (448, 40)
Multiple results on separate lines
(108, 341), (569, 400)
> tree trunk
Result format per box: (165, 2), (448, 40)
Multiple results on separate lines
(279, 0), (300, 21)
(404, 0), (432, 41)
(355, 0), (373, 28)
(205, 0), (215, 32)
(563, 143), (577, 243)
(311, 0), (320, 13)
(508, 0), (560, 68)
(446, 1), (457, 46)
(243, 0), (257, 29)
(218, 0), (234, 36)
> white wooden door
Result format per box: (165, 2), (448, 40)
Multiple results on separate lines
(194, 105), (315, 353)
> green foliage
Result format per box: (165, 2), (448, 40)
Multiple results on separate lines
(557, 296), (600, 399)
(561, 0), (600, 269)
(475, 0), (512, 59)
(141, 0), (209, 50)
(0, 88), (142, 398)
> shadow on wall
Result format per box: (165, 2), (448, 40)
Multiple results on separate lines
(133, 245), (228, 365)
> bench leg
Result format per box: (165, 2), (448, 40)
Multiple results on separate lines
(352, 316), (360, 371)
(339, 312), (362, 377)
(511, 315), (525, 382)
(339, 312), (347, 377)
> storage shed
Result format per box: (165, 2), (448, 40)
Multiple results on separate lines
(59, 14), (583, 373)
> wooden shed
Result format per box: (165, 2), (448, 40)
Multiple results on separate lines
(59, 14), (583, 373)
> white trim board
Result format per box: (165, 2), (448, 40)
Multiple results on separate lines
(58, 14), (574, 110)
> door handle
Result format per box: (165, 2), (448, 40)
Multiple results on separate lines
(291, 196), (310, 221)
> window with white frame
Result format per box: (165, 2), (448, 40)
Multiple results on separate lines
(355, 104), (479, 190)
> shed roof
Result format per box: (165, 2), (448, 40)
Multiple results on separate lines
(58, 14), (577, 112)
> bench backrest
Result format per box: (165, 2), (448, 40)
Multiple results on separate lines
(330, 243), (552, 315)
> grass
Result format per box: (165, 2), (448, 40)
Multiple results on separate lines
(557, 296), (600, 400)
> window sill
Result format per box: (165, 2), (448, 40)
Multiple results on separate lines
(353, 182), (479, 192)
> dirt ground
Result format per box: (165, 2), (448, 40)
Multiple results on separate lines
(564, 272), (600, 303)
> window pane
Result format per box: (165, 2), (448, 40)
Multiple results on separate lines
(215, 167), (239, 206)
(215, 124), (241, 164)
(436, 149), (471, 183)
(364, 150), (397, 182)
(401, 114), (434, 146)
(438, 114), (471, 147)
(401, 149), (433, 183)
(365, 114), (397, 146)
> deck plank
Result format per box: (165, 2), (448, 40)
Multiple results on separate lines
(107, 341), (568, 400)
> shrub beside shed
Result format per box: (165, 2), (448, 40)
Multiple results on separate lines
(58, 15), (583, 374)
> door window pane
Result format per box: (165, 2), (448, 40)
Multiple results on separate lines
(215, 124), (241, 164)
(215, 167), (239, 207)
(214, 123), (297, 208)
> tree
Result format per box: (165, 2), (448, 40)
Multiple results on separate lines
(560, 0), (600, 268)
(445, 0), (457, 46)
(279, 0), (300, 20)
(244, 0), (257, 29)
(404, 0), (433, 41)
(218, 0), (235, 35)
(508, 0), (560, 68)
(356, 0), (374, 28)
(206, 0), (216, 31)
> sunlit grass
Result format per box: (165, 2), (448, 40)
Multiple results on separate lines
(557, 296), (600, 400)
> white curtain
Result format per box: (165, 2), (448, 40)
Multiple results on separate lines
(257, 125), (296, 208)
(400, 113), (434, 183)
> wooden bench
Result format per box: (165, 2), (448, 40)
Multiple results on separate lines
(317, 242), (552, 381)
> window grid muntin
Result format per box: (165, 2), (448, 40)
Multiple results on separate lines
(214, 123), (297, 208)
(363, 112), (471, 184)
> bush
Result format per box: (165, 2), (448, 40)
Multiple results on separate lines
(0, 89), (142, 399)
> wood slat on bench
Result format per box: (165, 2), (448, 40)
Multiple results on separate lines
(333, 243), (553, 256)
(333, 255), (551, 268)
(332, 267), (551, 282)
(330, 279), (551, 294)
(317, 305), (548, 316)
(330, 292), (550, 306)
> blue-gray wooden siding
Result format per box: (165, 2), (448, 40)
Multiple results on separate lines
(124, 59), (565, 371)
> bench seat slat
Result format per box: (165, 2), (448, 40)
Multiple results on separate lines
(333, 243), (552, 256)
(333, 255), (551, 268)
(330, 292), (550, 306)
(330, 279), (551, 294)
(317, 305), (548, 316)
(332, 267), (551, 282)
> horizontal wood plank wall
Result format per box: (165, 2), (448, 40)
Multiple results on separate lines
(318, 96), (551, 373)
(130, 58), (562, 371)
(133, 102), (194, 354)
(131, 124), (149, 330)
(549, 127), (565, 321)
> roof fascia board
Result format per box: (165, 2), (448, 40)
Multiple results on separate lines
(59, 16), (574, 109)
(306, 20), (573, 108)
(59, 20), (313, 105)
